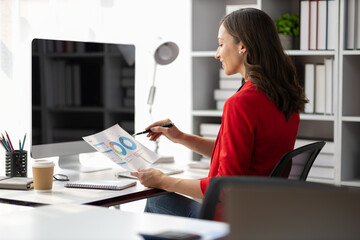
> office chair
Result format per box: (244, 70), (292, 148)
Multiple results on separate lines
(198, 141), (326, 220)
(270, 141), (325, 180)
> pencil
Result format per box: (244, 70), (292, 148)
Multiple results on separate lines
(5, 131), (14, 152)
(19, 140), (22, 153)
(1, 134), (11, 152)
(21, 133), (26, 151)
(0, 138), (9, 152)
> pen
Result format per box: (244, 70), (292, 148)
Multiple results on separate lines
(132, 122), (174, 137)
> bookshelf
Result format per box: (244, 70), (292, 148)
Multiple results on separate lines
(32, 39), (135, 145)
(338, 0), (360, 187)
(191, 0), (344, 184)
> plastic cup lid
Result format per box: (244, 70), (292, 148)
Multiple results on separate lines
(32, 159), (55, 168)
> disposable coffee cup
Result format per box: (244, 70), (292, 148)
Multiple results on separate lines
(32, 159), (55, 192)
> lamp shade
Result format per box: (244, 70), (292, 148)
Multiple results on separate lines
(154, 41), (179, 65)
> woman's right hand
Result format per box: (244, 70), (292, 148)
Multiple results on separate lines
(146, 118), (183, 143)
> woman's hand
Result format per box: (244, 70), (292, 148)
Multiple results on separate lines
(131, 168), (204, 199)
(130, 168), (168, 189)
(146, 118), (183, 143)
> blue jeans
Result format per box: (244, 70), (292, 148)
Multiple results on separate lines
(144, 193), (201, 218)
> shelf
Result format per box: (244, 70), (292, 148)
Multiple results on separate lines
(300, 114), (335, 121)
(340, 180), (360, 187)
(285, 50), (336, 56)
(193, 111), (335, 120)
(192, 110), (222, 117)
(192, 50), (336, 57)
(46, 52), (105, 58)
(106, 108), (135, 114)
(47, 107), (104, 113)
(307, 177), (336, 185)
(191, 51), (216, 57)
(342, 50), (360, 55)
(342, 116), (360, 122)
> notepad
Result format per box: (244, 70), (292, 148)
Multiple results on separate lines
(0, 177), (34, 190)
(64, 179), (136, 190)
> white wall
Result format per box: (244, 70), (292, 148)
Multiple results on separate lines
(0, 0), (192, 175)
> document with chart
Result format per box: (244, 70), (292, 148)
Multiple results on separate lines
(83, 124), (159, 171)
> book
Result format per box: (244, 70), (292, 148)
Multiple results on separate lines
(346, 0), (356, 49)
(0, 177), (33, 190)
(225, 4), (258, 15)
(324, 58), (333, 114)
(295, 139), (334, 154)
(312, 153), (335, 167)
(308, 166), (335, 179)
(214, 89), (235, 100)
(309, 0), (318, 50)
(326, 0), (337, 49)
(300, 0), (310, 50)
(357, 0), (360, 49)
(219, 69), (242, 79)
(317, 0), (327, 50)
(200, 123), (221, 136)
(72, 64), (82, 106)
(219, 79), (242, 89)
(216, 100), (226, 110)
(304, 64), (315, 113)
(64, 179), (136, 190)
(315, 64), (326, 114)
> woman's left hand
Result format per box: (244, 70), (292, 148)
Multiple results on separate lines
(130, 168), (167, 189)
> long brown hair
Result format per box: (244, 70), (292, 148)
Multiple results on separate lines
(221, 8), (307, 121)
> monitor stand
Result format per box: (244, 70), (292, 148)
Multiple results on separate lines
(58, 155), (111, 173)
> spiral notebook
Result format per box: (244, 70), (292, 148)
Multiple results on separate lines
(64, 179), (136, 190)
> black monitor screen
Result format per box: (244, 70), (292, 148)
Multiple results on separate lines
(31, 39), (135, 160)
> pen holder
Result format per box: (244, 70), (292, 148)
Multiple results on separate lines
(5, 150), (27, 177)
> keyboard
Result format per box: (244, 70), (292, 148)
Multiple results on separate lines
(115, 165), (184, 179)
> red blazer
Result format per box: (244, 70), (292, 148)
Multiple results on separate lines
(200, 81), (300, 220)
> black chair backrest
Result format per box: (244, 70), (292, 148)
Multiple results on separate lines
(270, 141), (325, 180)
(198, 176), (329, 220)
(198, 141), (326, 220)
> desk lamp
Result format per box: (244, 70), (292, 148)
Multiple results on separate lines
(147, 40), (179, 115)
(147, 40), (179, 158)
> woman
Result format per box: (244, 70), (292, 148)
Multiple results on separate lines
(131, 8), (307, 221)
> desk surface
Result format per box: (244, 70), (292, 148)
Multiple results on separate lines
(0, 161), (208, 207)
(0, 204), (228, 240)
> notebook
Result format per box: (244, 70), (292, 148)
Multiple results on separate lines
(116, 164), (184, 179)
(0, 177), (34, 190)
(64, 179), (136, 190)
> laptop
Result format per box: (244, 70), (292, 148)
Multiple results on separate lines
(223, 181), (360, 240)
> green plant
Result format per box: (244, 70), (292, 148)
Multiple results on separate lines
(275, 14), (299, 36)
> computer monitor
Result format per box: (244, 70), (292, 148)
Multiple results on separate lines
(31, 39), (135, 172)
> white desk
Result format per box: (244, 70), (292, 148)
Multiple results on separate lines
(0, 161), (209, 207)
(0, 204), (228, 240)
